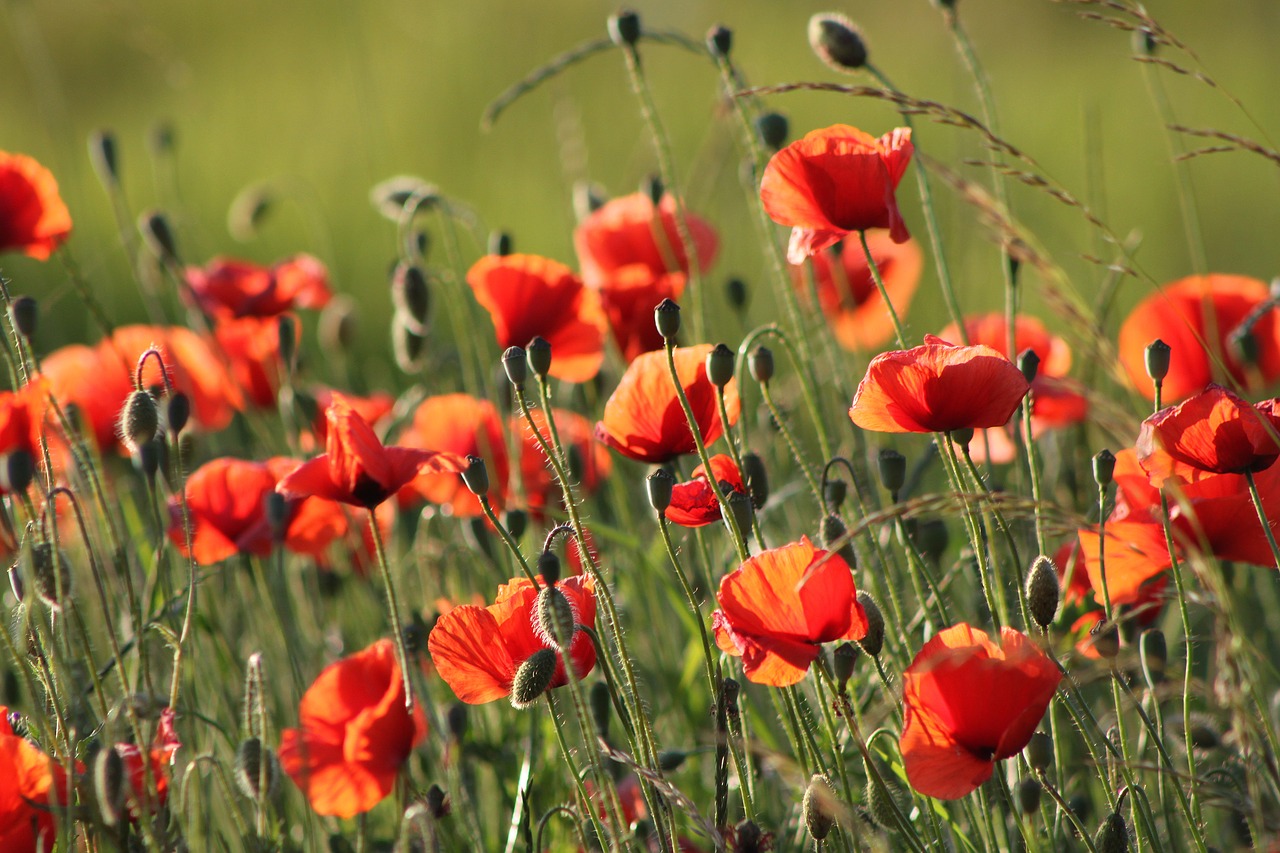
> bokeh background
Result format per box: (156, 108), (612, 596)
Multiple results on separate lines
(4, 0), (1280, 366)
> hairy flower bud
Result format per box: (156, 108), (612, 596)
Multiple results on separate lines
(537, 549), (561, 586)
(802, 774), (836, 840)
(235, 737), (280, 801)
(741, 452), (769, 509)
(120, 389), (159, 453)
(857, 591), (884, 657)
(9, 296), (37, 340)
(1094, 811), (1131, 853)
(32, 543), (72, 610)
(535, 585), (576, 650)
(1025, 555), (1061, 629)
(823, 478), (847, 512)
(166, 391), (191, 436)
(808, 13), (868, 72)
(1025, 731), (1054, 773)
(94, 746), (128, 826)
(510, 648), (558, 709)
(820, 514), (856, 569)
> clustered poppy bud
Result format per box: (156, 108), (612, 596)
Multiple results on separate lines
(526, 336), (553, 378)
(94, 745), (128, 826)
(139, 209), (179, 262)
(1144, 339), (1171, 384)
(1018, 348), (1041, 384)
(741, 452), (769, 509)
(1093, 449), (1116, 488)
(832, 641), (858, 688)
(1, 450), (34, 495)
(748, 345), (774, 383)
(32, 543), (72, 610)
(654, 298), (681, 340)
(589, 680), (611, 738)
(166, 391), (191, 436)
(461, 455), (489, 497)
(608, 9), (642, 47)
(1025, 554), (1061, 629)
(89, 129), (120, 186)
(537, 549), (561, 586)
(1094, 811), (1131, 853)
(1017, 778), (1043, 815)
(1025, 731), (1054, 773)
(725, 276), (749, 312)
(706, 343), (735, 388)
(823, 477), (847, 512)
(502, 346), (528, 390)
(754, 112), (789, 151)
(392, 263), (431, 334)
(535, 584), (577, 650)
(820, 514), (856, 569)
(1140, 628), (1167, 687)
(487, 230), (512, 257)
(234, 737), (280, 800)
(510, 647), (558, 709)
(807, 12), (868, 72)
(857, 591), (884, 657)
(647, 468), (674, 513)
(877, 448), (907, 496)
(9, 296), (37, 339)
(706, 24), (732, 58)
(120, 389), (159, 453)
(802, 773), (836, 840)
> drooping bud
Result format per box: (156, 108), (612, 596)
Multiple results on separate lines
(706, 24), (732, 58)
(1, 450), (34, 495)
(166, 391), (191, 436)
(120, 389), (159, 453)
(320, 295), (358, 353)
(535, 585), (577, 650)
(748, 345), (774, 383)
(608, 9), (642, 47)
(234, 737), (280, 800)
(808, 13), (868, 73)
(392, 263), (431, 333)
(1017, 778), (1043, 815)
(820, 514), (856, 569)
(823, 478), (847, 512)
(510, 648), (559, 709)
(802, 774), (836, 840)
(94, 746), (128, 826)
(877, 449), (906, 496)
(755, 112), (789, 151)
(461, 455), (489, 497)
(741, 452), (768, 509)
(832, 642), (858, 688)
(1140, 628), (1167, 686)
(392, 314), (426, 373)
(647, 468), (674, 513)
(1093, 449), (1116, 488)
(1094, 811), (1131, 853)
(488, 231), (512, 257)
(505, 509), (528, 541)
(537, 549), (562, 586)
(864, 760), (904, 829)
(425, 784), (450, 819)
(654, 298), (681, 340)
(1025, 555), (1061, 629)
(856, 591), (884, 657)
(590, 680), (611, 739)
(706, 343), (735, 388)
(526, 336), (553, 378)
(1018, 348), (1041, 384)
(89, 130), (120, 186)
(32, 543), (72, 610)
(9, 296), (37, 339)
(1025, 731), (1054, 773)
(139, 210), (178, 262)
(1144, 339), (1171, 384)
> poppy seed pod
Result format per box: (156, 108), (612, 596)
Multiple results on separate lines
(1093, 449), (1116, 488)
(1025, 555), (1061, 629)
(823, 477), (847, 511)
(608, 9), (641, 47)
(1, 450), (34, 495)
(446, 703), (468, 742)
(589, 680), (611, 738)
(461, 455), (489, 497)
(748, 345), (774, 383)
(1018, 348), (1041, 384)
(526, 336), (553, 378)
(89, 130), (120, 186)
(502, 346), (528, 390)
(725, 276), (749, 312)
(1094, 811), (1131, 853)
(536, 549), (561, 586)
(950, 426), (974, 449)
(802, 774), (836, 840)
(9, 296), (37, 339)
(235, 737), (280, 801)
(1144, 339), (1171, 384)
(647, 468), (674, 513)
(1025, 731), (1053, 773)
(832, 641), (858, 687)
(741, 452), (769, 509)
(94, 745), (128, 826)
(166, 391), (191, 436)
(120, 389), (159, 453)
(1017, 778), (1043, 815)
(534, 584), (576, 650)
(654, 298), (681, 340)
(820, 514), (856, 569)
(856, 591), (884, 657)
(487, 230), (512, 257)
(1140, 628), (1167, 686)
(706, 24), (732, 58)
(510, 647), (558, 709)
(139, 209), (178, 262)
(706, 343), (735, 388)
(755, 112), (789, 151)
(808, 13), (868, 72)
(392, 263), (431, 333)
(877, 448), (907, 496)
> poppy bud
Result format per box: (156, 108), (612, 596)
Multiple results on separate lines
(647, 468), (674, 513)
(500, 345), (528, 391)
(722, 676), (740, 720)
(488, 230), (513, 257)
(654, 298), (681, 340)
(823, 477), (847, 511)
(167, 391), (191, 436)
(227, 184), (273, 241)
(608, 8), (641, 47)
(1025, 731), (1054, 773)
(1, 450), (34, 495)
(1017, 778), (1042, 815)
(526, 336), (553, 378)
(461, 455), (489, 497)
(425, 784), (450, 819)
(707, 24), (732, 58)
(234, 737), (280, 801)
(510, 648), (558, 709)
(1094, 811), (1131, 853)
(642, 174), (664, 207)
(320, 295), (359, 353)
(755, 112), (790, 151)
(749, 345), (774, 383)
(445, 703), (469, 743)
(537, 549), (561, 586)
(89, 130), (120, 186)
(857, 591), (884, 657)
(32, 544), (71, 610)
(94, 746), (128, 826)
(9, 296), (37, 339)
(1132, 27), (1158, 56)
(392, 263), (431, 333)
(741, 452), (769, 509)
(535, 584), (577, 650)
(134, 438), (163, 481)
(1144, 339), (1171, 384)
(725, 276), (749, 312)
(1090, 619), (1120, 660)
(1018, 348), (1041, 384)
(263, 491), (289, 542)
(724, 491), (754, 541)
(573, 181), (607, 220)
(877, 448), (907, 496)
(910, 518), (949, 564)
(706, 343), (735, 388)
(403, 619), (426, 656)
(865, 760), (904, 829)
(589, 680), (611, 738)
(820, 514), (856, 569)
(950, 427), (974, 449)
(832, 641), (858, 688)
(1140, 628), (1167, 686)
(120, 389), (159, 453)
(808, 13), (868, 73)
(139, 209), (178, 262)
(505, 509), (528, 541)
(802, 773), (836, 840)
(277, 314), (297, 373)
(1025, 554), (1061, 629)
(1093, 449), (1116, 488)
(393, 315), (426, 373)
(1230, 327), (1260, 367)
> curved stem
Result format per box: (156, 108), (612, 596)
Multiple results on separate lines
(366, 512), (415, 710)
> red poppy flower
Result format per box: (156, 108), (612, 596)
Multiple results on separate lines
(110, 707), (182, 818)
(1118, 274), (1280, 403)
(467, 254), (607, 382)
(958, 377), (1090, 465)
(169, 457), (349, 565)
(0, 382), (45, 486)
(184, 254), (331, 318)
(900, 624), (1061, 800)
(1137, 384), (1280, 485)
(596, 345), (740, 464)
(215, 315), (286, 408)
(574, 193), (718, 361)
(1068, 577), (1168, 660)
(280, 638), (427, 817)
(278, 395), (466, 509)
(793, 232), (923, 351)
(666, 454), (745, 528)
(514, 409), (611, 518)
(307, 387), (395, 449)
(938, 314), (1073, 377)
(0, 152), (72, 260)
(396, 394), (509, 517)
(712, 537), (867, 687)
(761, 125), (913, 264)
(849, 335), (1030, 434)
(0, 707), (68, 851)
(428, 574), (597, 704)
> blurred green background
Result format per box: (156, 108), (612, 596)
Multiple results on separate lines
(4, 0), (1280, 364)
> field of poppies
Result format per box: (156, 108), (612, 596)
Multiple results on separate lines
(4, 1), (1280, 851)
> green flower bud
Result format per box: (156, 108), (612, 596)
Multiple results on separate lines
(857, 592), (884, 657)
(1025, 554), (1061, 629)
(1145, 339), (1171, 384)
(526, 336), (553, 378)
(608, 9), (641, 47)
(748, 345), (774, 383)
(654, 298), (681, 340)
(706, 343), (735, 388)
(706, 24), (732, 58)
(461, 455), (489, 497)
(808, 13), (868, 72)
(741, 452), (768, 509)
(510, 648), (559, 709)
(1093, 449), (1116, 488)
(754, 112), (789, 151)
(1025, 731), (1054, 773)
(802, 773), (836, 840)
(9, 296), (37, 340)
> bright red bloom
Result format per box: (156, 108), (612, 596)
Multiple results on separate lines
(900, 624), (1060, 800)
(396, 394), (509, 517)
(467, 254), (607, 382)
(793, 232), (922, 351)
(761, 125), (913, 264)
(279, 638), (427, 817)
(1137, 384), (1280, 484)
(596, 345), (740, 464)
(849, 335), (1030, 434)
(0, 382), (45, 479)
(0, 152), (71, 260)
(278, 395), (466, 509)
(514, 409), (611, 518)
(1119, 274), (1280, 403)
(215, 315), (286, 408)
(712, 537), (867, 687)
(429, 575), (597, 704)
(308, 387), (395, 449)
(184, 254), (331, 319)
(666, 454), (744, 528)
(0, 707), (68, 852)
(169, 457), (348, 565)
(574, 193), (719, 361)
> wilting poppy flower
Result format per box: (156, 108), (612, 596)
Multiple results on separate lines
(849, 335), (1030, 434)
(1119, 274), (1280, 403)
(666, 454), (745, 528)
(169, 457), (348, 565)
(712, 537), (867, 687)
(1137, 384), (1280, 485)
(596, 345), (740, 464)
(278, 395), (466, 509)
(900, 624), (1061, 800)
(0, 152), (72, 260)
(761, 124), (913, 264)
(574, 193), (719, 361)
(429, 574), (597, 704)
(396, 394), (509, 517)
(184, 254), (331, 319)
(280, 638), (427, 817)
(0, 707), (68, 851)
(215, 315), (287, 408)
(794, 232), (923, 351)
(467, 254), (607, 382)
(514, 409), (611, 518)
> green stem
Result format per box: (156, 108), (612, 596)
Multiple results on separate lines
(367, 511), (415, 710)
(858, 230), (908, 348)
(1245, 470), (1280, 572)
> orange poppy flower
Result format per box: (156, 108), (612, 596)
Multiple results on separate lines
(666, 454), (744, 528)
(0, 152), (72, 260)
(793, 231), (922, 351)
(1118, 274), (1280, 403)
(900, 624), (1060, 800)
(428, 574), (597, 704)
(467, 254), (607, 382)
(278, 395), (466, 509)
(957, 376), (1090, 465)
(184, 254), (331, 318)
(169, 457), (349, 565)
(513, 409), (611, 518)
(280, 638), (427, 817)
(1137, 384), (1280, 484)
(849, 335), (1030, 434)
(396, 394), (509, 517)
(596, 345), (740, 464)
(761, 125), (913, 264)
(215, 315), (286, 408)
(712, 537), (867, 687)
(0, 706), (68, 851)
(574, 193), (718, 361)
(938, 314), (1073, 378)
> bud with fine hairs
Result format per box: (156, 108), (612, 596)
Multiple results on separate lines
(32, 542), (72, 611)
(119, 389), (159, 454)
(510, 648), (558, 709)
(391, 262), (431, 334)
(234, 737), (280, 801)
(857, 591), (884, 657)
(741, 452), (769, 509)
(1025, 554), (1061, 629)
(802, 773), (837, 840)
(808, 13), (868, 72)
(94, 746), (128, 826)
